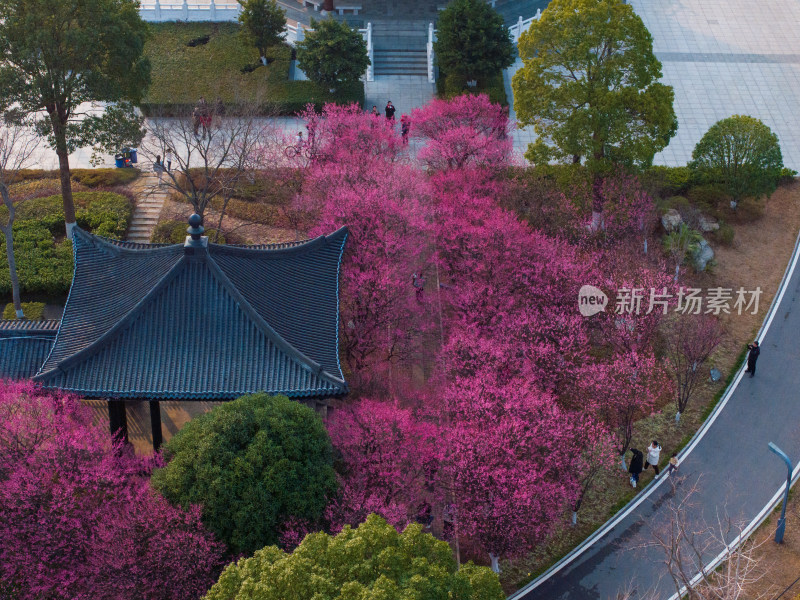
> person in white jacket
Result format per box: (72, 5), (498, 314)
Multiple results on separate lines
(643, 440), (662, 476)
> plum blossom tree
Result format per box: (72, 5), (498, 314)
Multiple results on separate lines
(437, 370), (585, 573)
(581, 351), (673, 469)
(411, 94), (513, 171)
(663, 314), (722, 423)
(0, 380), (227, 600)
(325, 398), (441, 531)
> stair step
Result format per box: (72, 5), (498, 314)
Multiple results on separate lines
(374, 49), (427, 54)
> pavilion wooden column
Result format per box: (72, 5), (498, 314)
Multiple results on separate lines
(149, 400), (163, 451)
(108, 400), (129, 444)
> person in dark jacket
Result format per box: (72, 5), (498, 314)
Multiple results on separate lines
(628, 448), (644, 488)
(745, 341), (760, 377)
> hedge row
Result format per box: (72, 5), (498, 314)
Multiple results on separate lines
(141, 22), (364, 116)
(436, 72), (508, 106)
(12, 168), (140, 188)
(0, 192), (133, 299)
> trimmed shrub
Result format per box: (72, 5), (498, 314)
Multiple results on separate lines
(0, 192), (133, 299)
(780, 167), (797, 184)
(655, 195), (690, 214)
(71, 168), (140, 187)
(2, 302), (46, 320)
(642, 166), (692, 197)
(438, 72), (508, 106)
(687, 183), (729, 214)
(151, 220), (226, 244)
(714, 222), (735, 246)
(151, 393), (339, 555)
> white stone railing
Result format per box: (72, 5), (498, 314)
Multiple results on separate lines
(364, 23), (374, 82)
(427, 22), (435, 83)
(508, 8), (542, 43)
(139, 0), (241, 22)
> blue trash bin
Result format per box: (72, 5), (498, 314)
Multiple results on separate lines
(129, 148), (138, 164)
(114, 154), (125, 168)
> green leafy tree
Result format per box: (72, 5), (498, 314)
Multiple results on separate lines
(434, 0), (514, 85)
(512, 0), (677, 230)
(296, 18), (369, 92)
(0, 0), (150, 238)
(238, 0), (287, 60)
(690, 115), (784, 209)
(204, 514), (505, 600)
(151, 394), (338, 555)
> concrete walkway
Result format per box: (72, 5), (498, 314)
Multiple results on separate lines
(515, 232), (800, 599)
(126, 173), (170, 244)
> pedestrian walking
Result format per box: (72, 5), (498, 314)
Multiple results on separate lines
(666, 452), (679, 475)
(400, 114), (410, 144)
(643, 440), (662, 476)
(212, 97), (226, 129)
(165, 147), (173, 172)
(385, 100), (396, 121)
(371, 105), (379, 117)
(745, 340), (760, 377)
(628, 447), (644, 488)
(153, 155), (165, 185)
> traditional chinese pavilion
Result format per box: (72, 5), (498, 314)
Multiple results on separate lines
(0, 216), (348, 449)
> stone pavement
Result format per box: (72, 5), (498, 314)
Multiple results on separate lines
(127, 173), (171, 244)
(365, 76), (436, 117)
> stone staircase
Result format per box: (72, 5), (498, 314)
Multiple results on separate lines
(126, 174), (169, 244)
(371, 21), (429, 78)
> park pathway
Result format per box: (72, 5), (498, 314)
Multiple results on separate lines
(514, 231), (800, 599)
(126, 173), (169, 244)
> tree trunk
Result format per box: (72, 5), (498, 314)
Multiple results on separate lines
(49, 108), (77, 239)
(590, 174), (605, 232)
(489, 553), (501, 574)
(0, 186), (23, 318)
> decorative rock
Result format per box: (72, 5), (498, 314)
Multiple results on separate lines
(661, 209), (682, 232)
(693, 238), (714, 271)
(698, 215), (720, 232)
(709, 367), (722, 382)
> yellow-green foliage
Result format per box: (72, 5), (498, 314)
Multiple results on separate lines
(203, 514), (505, 600)
(2, 302), (45, 320)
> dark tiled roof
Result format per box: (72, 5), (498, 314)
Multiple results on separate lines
(34, 227), (348, 400)
(0, 322), (58, 379)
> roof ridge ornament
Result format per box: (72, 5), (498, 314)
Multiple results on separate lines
(185, 213), (208, 253)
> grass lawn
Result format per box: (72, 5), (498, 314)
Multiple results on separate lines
(141, 22), (364, 115)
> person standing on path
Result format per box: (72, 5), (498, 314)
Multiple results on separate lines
(400, 114), (410, 144)
(628, 448), (644, 488)
(165, 147), (173, 172)
(745, 340), (760, 377)
(371, 105), (379, 117)
(385, 101), (396, 121)
(643, 441), (662, 476)
(666, 452), (679, 476)
(154, 155), (165, 186)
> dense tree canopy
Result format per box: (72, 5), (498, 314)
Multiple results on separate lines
(434, 0), (514, 84)
(296, 19), (369, 91)
(512, 0), (676, 226)
(151, 393), (338, 555)
(0, 381), (227, 600)
(690, 115), (784, 207)
(238, 0), (287, 59)
(204, 514), (505, 600)
(0, 0), (149, 237)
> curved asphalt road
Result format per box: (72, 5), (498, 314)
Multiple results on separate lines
(514, 236), (800, 600)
